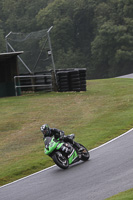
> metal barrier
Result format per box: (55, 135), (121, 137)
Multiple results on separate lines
(14, 75), (52, 96)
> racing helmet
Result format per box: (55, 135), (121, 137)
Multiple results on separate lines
(40, 124), (50, 137)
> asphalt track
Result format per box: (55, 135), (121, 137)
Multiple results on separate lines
(1, 129), (133, 200)
(117, 73), (133, 78)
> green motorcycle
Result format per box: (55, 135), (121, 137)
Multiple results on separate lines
(44, 134), (90, 169)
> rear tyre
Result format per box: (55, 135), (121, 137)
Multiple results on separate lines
(79, 144), (90, 161)
(52, 152), (69, 169)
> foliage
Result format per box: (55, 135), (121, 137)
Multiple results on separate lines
(91, 0), (133, 78)
(0, 28), (6, 52)
(54, 48), (89, 69)
(1, 0), (49, 33)
(0, 0), (133, 78)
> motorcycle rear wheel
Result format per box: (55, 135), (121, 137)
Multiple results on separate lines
(79, 144), (90, 161)
(52, 152), (69, 169)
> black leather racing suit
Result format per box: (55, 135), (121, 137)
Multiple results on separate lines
(43, 128), (81, 153)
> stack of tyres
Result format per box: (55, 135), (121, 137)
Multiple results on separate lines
(78, 69), (86, 91)
(19, 73), (32, 91)
(34, 72), (52, 92)
(57, 71), (69, 92)
(56, 68), (87, 92)
(69, 70), (80, 92)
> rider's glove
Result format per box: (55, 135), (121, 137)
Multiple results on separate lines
(69, 134), (75, 139)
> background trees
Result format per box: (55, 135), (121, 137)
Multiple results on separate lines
(0, 0), (133, 79)
(91, 0), (133, 78)
(36, 0), (95, 74)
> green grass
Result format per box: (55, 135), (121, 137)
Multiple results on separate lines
(0, 78), (133, 191)
(106, 188), (133, 200)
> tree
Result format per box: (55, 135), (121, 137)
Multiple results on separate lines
(0, 28), (6, 52)
(36, 0), (95, 72)
(1, 0), (49, 33)
(91, 0), (133, 78)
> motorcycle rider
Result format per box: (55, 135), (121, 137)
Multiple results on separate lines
(40, 124), (83, 154)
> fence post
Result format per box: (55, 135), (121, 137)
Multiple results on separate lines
(52, 71), (58, 92)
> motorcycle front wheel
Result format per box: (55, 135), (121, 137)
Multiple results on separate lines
(79, 144), (90, 161)
(52, 152), (69, 169)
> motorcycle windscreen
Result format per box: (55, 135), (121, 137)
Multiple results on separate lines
(44, 137), (59, 155)
(44, 137), (52, 147)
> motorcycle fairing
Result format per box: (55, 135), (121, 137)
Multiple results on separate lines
(68, 149), (78, 164)
(44, 136), (64, 155)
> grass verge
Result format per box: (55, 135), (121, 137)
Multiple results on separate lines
(106, 188), (133, 200)
(0, 78), (133, 187)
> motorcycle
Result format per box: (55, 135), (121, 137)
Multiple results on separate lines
(44, 134), (90, 169)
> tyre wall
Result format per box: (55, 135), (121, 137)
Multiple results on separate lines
(56, 68), (86, 92)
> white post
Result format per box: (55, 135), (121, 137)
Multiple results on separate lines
(47, 26), (57, 91)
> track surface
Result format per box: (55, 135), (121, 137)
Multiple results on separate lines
(117, 73), (133, 78)
(1, 129), (133, 200)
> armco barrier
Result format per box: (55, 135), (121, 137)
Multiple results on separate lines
(14, 74), (52, 96)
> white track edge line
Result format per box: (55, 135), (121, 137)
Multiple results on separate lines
(0, 165), (56, 189)
(1, 127), (133, 189)
(89, 127), (133, 152)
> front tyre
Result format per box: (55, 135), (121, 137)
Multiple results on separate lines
(79, 144), (90, 161)
(52, 152), (69, 169)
